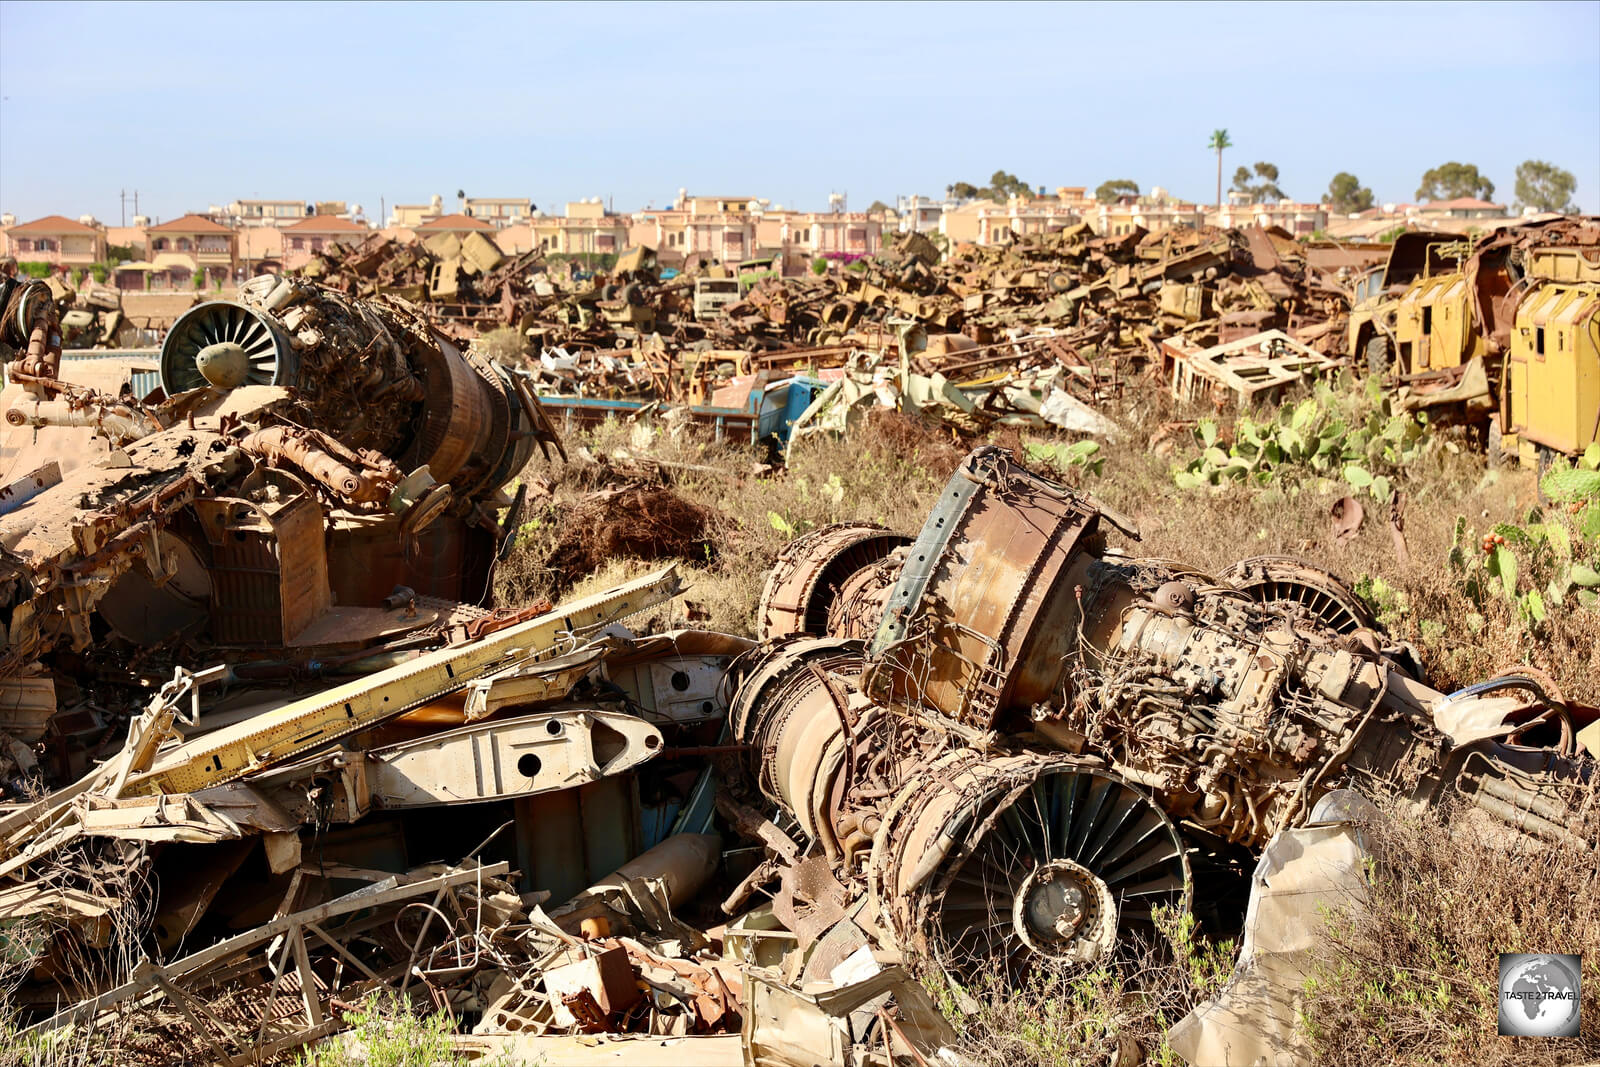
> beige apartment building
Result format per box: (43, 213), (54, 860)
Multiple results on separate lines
(228, 199), (309, 225)
(527, 201), (631, 258)
(463, 197), (533, 226)
(146, 214), (236, 286)
(1208, 198), (1329, 235)
(0, 215), (106, 268)
(280, 216), (371, 270)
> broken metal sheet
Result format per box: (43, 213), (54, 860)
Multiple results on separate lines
(1168, 791), (1374, 1066)
(1393, 353), (1494, 414)
(0, 460), (61, 517)
(600, 630), (755, 724)
(124, 564), (683, 796)
(365, 709), (664, 810)
(0, 671), (57, 743)
(741, 961), (965, 1067)
(462, 643), (611, 722)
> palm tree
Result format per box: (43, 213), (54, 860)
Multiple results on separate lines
(1207, 129), (1233, 210)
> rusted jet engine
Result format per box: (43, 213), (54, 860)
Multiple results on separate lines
(0, 277), (561, 783)
(732, 446), (1592, 978)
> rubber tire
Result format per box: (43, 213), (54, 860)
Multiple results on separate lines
(1365, 333), (1391, 378)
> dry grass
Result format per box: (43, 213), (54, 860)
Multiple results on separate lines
(494, 410), (967, 637)
(497, 377), (1599, 704)
(940, 909), (1239, 1067)
(1300, 790), (1600, 1066)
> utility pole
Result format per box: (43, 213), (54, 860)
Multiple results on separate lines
(120, 189), (126, 227)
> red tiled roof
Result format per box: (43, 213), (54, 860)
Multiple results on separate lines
(1425, 197), (1503, 211)
(281, 216), (369, 233)
(147, 214), (233, 234)
(6, 215), (99, 235)
(416, 213), (494, 232)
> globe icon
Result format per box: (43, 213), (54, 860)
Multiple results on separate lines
(1499, 954), (1581, 1037)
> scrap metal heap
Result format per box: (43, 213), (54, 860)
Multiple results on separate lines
(727, 446), (1594, 984)
(0, 272), (1593, 1067)
(297, 223), (1354, 440)
(0, 275), (564, 784)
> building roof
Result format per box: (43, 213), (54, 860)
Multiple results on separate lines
(416, 213), (494, 232)
(7, 215), (99, 235)
(281, 216), (369, 233)
(1423, 197), (1504, 212)
(147, 214), (233, 234)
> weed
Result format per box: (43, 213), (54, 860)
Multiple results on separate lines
(1300, 791), (1600, 1066)
(296, 992), (473, 1067)
(943, 907), (1239, 1067)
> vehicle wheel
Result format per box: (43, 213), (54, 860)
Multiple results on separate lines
(1365, 333), (1391, 378)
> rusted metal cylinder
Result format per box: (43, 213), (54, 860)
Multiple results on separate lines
(757, 522), (911, 641)
(867, 446), (1106, 728)
(158, 277), (537, 503)
(728, 636), (865, 842)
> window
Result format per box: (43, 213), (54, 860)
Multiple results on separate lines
(290, 237), (304, 250)
(1535, 327), (1545, 357)
(311, 239), (324, 252)
(1421, 306), (1432, 335)
(596, 235), (616, 251)
(177, 238), (192, 252)
(152, 238), (168, 251)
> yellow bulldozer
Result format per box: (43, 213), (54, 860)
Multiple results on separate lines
(1347, 217), (1599, 466)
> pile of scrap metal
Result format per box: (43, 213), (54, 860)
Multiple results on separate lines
(0, 273), (572, 782)
(521, 224), (1353, 449)
(2, 295), (1591, 1067)
(297, 230), (549, 343)
(703, 225), (1348, 356)
(734, 445), (1596, 1062)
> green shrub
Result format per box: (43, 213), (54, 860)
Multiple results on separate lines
(297, 992), (469, 1067)
(811, 256), (828, 276)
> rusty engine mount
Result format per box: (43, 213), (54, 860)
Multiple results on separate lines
(732, 446), (1591, 980)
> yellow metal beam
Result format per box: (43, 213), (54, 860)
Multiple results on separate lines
(126, 566), (683, 796)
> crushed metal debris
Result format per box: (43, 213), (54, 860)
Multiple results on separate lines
(0, 217), (1594, 1067)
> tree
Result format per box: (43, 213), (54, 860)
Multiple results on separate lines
(866, 200), (891, 216)
(949, 172), (1033, 203)
(1231, 162), (1286, 204)
(1513, 160), (1577, 214)
(1250, 162), (1285, 201)
(1415, 162), (1494, 202)
(987, 171), (1034, 200)
(1095, 179), (1140, 203)
(1324, 172), (1375, 214)
(1207, 129), (1233, 209)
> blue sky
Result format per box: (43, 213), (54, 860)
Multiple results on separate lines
(1, 1), (1595, 224)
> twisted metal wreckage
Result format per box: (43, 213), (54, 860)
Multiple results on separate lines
(0, 276), (1593, 1065)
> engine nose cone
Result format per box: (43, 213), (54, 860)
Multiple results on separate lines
(195, 341), (249, 389)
